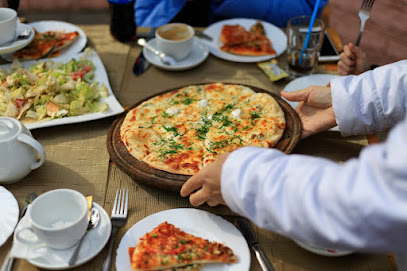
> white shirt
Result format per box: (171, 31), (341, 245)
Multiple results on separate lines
(221, 60), (407, 264)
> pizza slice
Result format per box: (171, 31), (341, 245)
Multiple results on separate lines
(128, 222), (237, 271)
(219, 21), (276, 56)
(12, 29), (80, 60)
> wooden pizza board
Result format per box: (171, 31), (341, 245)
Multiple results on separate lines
(107, 84), (301, 191)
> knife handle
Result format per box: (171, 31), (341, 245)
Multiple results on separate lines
(252, 243), (275, 271)
(1, 246), (14, 271)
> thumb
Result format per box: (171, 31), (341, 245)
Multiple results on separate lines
(281, 88), (312, 102)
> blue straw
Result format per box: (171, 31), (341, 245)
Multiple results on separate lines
(298, 0), (321, 65)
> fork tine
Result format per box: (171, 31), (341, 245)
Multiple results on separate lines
(112, 189), (119, 215)
(120, 189), (125, 214)
(124, 190), (129, 216)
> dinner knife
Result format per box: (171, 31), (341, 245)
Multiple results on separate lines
(132, 50), (151, 75)
(235, 217), (275, 271)
(1, 192), (37, 271)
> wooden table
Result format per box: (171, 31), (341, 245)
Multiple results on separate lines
(0, 25), (395, 271)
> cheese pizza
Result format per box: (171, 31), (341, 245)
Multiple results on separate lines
(220, 21), (276, 56)
(128, 222), (237, 270)
(120, 83), (286, 175)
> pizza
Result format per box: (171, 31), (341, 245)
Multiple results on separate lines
(219, 21), (276, 56)
(128, 222), (237, 270)
(12, 28), (80, 60)
(120, 83), (286, 175)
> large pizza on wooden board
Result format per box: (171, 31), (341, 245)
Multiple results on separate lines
(128, 222), (237, 270)
(120, 83), (286, 175)
(220, 21), (276, 56)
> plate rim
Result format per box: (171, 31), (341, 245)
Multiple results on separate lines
(106, 82), (301, 191)
(0, 186), (19, 247)
(294, 239), (354, 257)
(115, 208), (251, 271)
(26, 202), (112, 270)
(143, 37), (209, 71)
(202, 17), (287, 63)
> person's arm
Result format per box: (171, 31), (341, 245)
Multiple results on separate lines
(332, 60), (407, 136)
(210, 0), (328, 27)
(222, 119), (407, 253)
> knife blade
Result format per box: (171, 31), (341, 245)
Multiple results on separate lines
(194, 30), (213, 41)
(235, 217), (275, 271)
(1, 192), (37, 271)
(132, 50), (151, 75)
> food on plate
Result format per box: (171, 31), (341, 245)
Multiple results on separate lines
(0, 49), (109, 124)
(220, 21), (276, 56)
(120, 83), (286, 175)
(128, 221), (237, 270)
(12, 28), (80, 60)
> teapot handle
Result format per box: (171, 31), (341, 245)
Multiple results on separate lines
(17, 133), (46, 170)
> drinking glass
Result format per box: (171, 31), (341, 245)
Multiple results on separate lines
(286, 16), (325, 78)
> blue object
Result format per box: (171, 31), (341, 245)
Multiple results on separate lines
(108, 0), (133, 3)
(298, 0), (321, 65)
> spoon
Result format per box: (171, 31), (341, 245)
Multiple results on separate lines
(137, 38), (177, 66)
(68, 207), (100, 266)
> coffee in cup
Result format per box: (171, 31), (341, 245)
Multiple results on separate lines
(0, 8), (17, 45)
(155, 23), (194, 61)
(15, 189), (89, 250)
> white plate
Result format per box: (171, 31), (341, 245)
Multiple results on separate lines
(26, 202), (111, 270)
(143, 38), (209, 71)
(1, 20), (87, 62)
(0, 186), (19, 246)
(116, 208), (250, 271)
(294, 240), (353, 257)
(0, 50), (124, 130)
(283, 74), (341, 132)
(202, 18), (287, 63)
(0, 23), (34, 55)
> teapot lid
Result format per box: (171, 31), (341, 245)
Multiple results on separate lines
(0, 117), (20, 141)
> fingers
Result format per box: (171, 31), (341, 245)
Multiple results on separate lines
(337, 60), (354, 75)
(180, 173), (203, 197)
(189, 186), (210, 206)
(281, 88), (311, 102)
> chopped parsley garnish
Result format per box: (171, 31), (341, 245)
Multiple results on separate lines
(243, 126), (251, 131)
(162, 111), (172, 118)
(151, 116), (156, 124)
(250, 111), (262, 124)
(162, 125), (179, 135)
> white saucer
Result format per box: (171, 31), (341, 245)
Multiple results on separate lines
(0, 23), (34, 55)
(15, 202), (111, 270)
(143, 38), (209, 71)
(294, 240), (353, 257)
(0, 186), (19, 246)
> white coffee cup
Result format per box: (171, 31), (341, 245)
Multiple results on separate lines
(0, 8), (17, 45)
(15, 189), (89, 250)
(0, 117), (46, 184)
(155, 23), (195, 61)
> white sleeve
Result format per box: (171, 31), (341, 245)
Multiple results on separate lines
(222, 118), (407, 252)
(331, 60), (407, 136)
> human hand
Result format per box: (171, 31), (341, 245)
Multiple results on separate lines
(180, 153), (229, 207)
(337, 43), (370, 75)
(281, 86), (337, 138)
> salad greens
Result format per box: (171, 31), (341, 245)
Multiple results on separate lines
(0, 49), (109, 123)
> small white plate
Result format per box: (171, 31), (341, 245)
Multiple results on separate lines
(0, 23), (34, 55)
(116, 208), (250, 271)
(1, 20), (87, 62)
(202, 18), (287, 63)
(283, 74), (341, 131)
(143, 38), (209, 71)
(25, 202), (111, 270)
(0, 50), (124, 130)
(0, 186), (19, 246)
(294, 240), (353, 257)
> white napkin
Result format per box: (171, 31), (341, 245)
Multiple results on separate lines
(9, 205), (76, 266)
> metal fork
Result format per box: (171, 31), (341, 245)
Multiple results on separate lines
(101, 189), (128, 271)
(355, 0), (375, 46)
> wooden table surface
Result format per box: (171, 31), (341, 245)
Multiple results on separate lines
(0, 25), (395, 271)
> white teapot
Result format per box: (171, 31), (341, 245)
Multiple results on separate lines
(0, 117), (46, 184)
